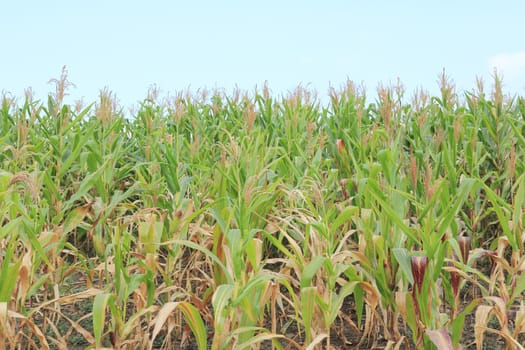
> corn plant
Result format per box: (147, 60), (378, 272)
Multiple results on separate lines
(2, 69), (525, 349)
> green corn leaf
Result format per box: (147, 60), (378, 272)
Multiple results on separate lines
(511, 271), (525, 303)
(482, 183), (518, 250)
(236, 332), (285, 350)
(22, 218), (51, 267)
(63, 159), (110, 210)
(434, 177), (476, 244)
(58, 122), (97, 178)
(300, 256), (326, 289)
(151, 301), (207, 350)
(233, 274), (273, 305)
(512, 173), (525, 249)
(42, 169), (61, 202)
(93, 293), (114, 347)
(392, 248), (414, 285)
(63, 205), (90, 235)
(212, 284), (234, 335)
(0, 216), (23, 240)
(300, 286), (317, 343)
(451, 298), (483, 345)
(330, 206), (359, 236)
(0, 261), (21, 302)
(328, 281), (359, 324)
(404, 292), (418, 342)
(354, 283), (364, 328)
(366, 178), (418, 244)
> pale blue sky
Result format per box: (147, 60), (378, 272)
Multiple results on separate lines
(2, 0), (524, 107)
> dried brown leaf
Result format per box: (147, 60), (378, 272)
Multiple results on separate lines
(150, 301), (181, 349)
(485, 296), (508, 328)
(475, 305), (492, 350)
(476, 326), (524, 350)
(32, 287), (104, 313)
(305, 333), (328, 350)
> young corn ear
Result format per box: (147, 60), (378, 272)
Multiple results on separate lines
(336, 138), (345, 154)
(411, 255), (428, 294)
(450, 236), (471, 302)
(458, 235), (471, 264)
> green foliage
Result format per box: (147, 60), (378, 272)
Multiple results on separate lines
(1, 74), (524, 349)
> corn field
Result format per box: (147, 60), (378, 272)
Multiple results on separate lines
(1, 69), (525, 349)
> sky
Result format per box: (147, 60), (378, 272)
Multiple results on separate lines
(2, 0), (525, 108)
